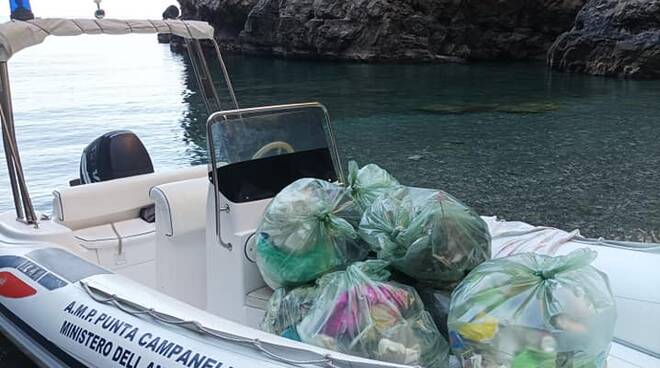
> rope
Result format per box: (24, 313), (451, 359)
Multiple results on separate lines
(80, 282), (336, 367)
(575, 237), (660, 252)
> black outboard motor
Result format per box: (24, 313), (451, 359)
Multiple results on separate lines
(80, 130), (154, 184)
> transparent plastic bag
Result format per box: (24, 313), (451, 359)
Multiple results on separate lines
(256, 178), (366, 288)
(359, 187), (491, 288)
(347, 161), (401, 211)
(297, 260), (449, 368)
(448, 249), (617, 368)
(261, 286), (319, 339)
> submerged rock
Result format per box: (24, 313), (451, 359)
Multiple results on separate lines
(418, 102), (560, 114)
(548, 0), (660, 79)
(496, 102), (561, 114)
(177, 0), (585, 62)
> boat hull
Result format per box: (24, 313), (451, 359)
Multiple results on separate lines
(0, 245), (290, 368)
(1, 219), (659, 368)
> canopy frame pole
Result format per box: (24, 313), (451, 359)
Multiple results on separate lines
(184, 39), (223, 114)
(184, 38), (212, 114)
(212, 40), (239, 110)
(192, 39), (222, 111)
(0, 62), (37, 225)
(1, 64), (23, 220)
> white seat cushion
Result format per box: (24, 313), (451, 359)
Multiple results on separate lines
(53, 166), (207, 230)
(150, 177), (209, 309)
(149, 177), (208, 237)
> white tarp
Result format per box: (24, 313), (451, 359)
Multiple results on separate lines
(0, 18), (215, 61)
(483, 215), (582, 257)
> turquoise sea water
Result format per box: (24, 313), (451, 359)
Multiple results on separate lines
(2, 34), (660, 241)
(1, 32), (660, 366)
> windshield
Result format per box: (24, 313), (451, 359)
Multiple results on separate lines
(207, 102), (342, 203)
(208, 103), (332, 164)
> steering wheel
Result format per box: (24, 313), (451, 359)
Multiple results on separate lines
(252, 141), (295, 159)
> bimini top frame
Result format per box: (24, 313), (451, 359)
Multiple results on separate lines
(0, 18), (239, 226)
(0, 18), (215, 61)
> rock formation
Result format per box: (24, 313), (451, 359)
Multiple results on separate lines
(548, 0), (660, 79)
(179, 0), (260, 52)
(178, 0), (585, 62)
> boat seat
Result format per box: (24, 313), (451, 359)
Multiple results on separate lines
(73, 217), (157, 287)
(74, 219), (155, 249)
(53, 165), (207, 230)
(150, 177), (209, 309)
(246, 286), (273, 311)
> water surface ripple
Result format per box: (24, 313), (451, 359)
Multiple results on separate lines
(1, 35), (659, 242)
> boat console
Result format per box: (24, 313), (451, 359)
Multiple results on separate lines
(202, 103), (343, 326)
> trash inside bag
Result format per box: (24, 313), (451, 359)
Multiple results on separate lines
(448, 249), (617, 368)
(297, 260), (449, 368)
(256, 178), (366, 288)
(359, 187), (491, 288)
(417, 287), (452, 339)
(261, 286), (319, 339)
(347, 161), (401, 211)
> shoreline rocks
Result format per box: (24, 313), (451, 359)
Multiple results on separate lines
(548, 0), (660, 79)
(178, 0), (585, 62)
(178, 0), (660, 79)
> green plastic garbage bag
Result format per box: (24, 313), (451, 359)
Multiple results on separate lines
(297, 260), (449, 368)
(448, 249), (616, 368)
(256, 178), (366, 289)
(346, 161), (401, 211)
(261, 286), (319, 338)
(359, 187), (491, 288)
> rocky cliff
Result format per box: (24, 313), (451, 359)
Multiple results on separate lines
(178, 0), (258, 52)
(178, 0), (585, 62)
(548, 0), (660, 79)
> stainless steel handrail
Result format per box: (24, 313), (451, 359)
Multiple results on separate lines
(205, 102), (344, 250)
(193, 39), (223, 112)
(212, 40), (240, 110)
(0, 62), (37, 225)
(0, 63), (23, 220)
(206, 114), (232, 250)
(207, 102), (323, 118)
(184, 38), (212, 113)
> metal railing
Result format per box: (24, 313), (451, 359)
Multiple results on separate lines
(0, 62), (37, 226)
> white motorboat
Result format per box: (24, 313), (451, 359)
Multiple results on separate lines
(0, 18), (658, 368)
